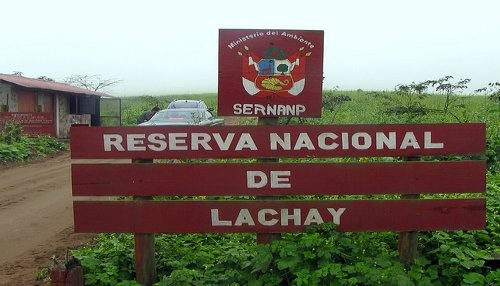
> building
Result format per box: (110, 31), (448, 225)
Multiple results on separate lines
(0, 73), (119, 139)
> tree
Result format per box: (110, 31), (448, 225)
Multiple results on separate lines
(387, 81), (431, 118)
(427, 76), (470, 113)
(277, 64), (289, 75)
(475, 81), (500, 102)
(322, 87), (351, 123)
(64, 74), (121, 92)
(37, 76), (55, 81)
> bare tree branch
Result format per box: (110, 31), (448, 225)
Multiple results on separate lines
(64, 74), (122, 92)
(38, 75), (55, 81)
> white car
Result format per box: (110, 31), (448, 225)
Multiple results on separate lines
(138, 108), (224, 126)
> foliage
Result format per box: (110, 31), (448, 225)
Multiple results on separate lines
(155, 233), (254, 285)
(242, 223), (500, 286)
(242, 224), (405, 286)
(474, 81), (500, 172)
(427, 75), (471, 113)
(0, 122), (23, 144)
(120, 93), (219, 126)
(475, 81), (500, 103)
(100, 97), (123, 126)
(418, 229), (499, 285)
(322, 88), (351, 123)
(73, 221), (499, 285)
(71, 234), (139, 285)
(38, 75), (55, 81)
(72, 233), (254, 286)
(70, 87), (499, 285)
(385, 81), (431, 120)
(0, 122), (67, 163)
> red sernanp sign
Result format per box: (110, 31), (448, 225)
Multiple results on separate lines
(218, 29), (324, 117)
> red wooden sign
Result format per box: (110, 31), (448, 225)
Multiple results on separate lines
(73, 199), (486, 233)
(70, 122), (486, 236)
(70, 123), (485, 159)
(72, 161), (486, 197)
(0, 112), (54, 136)
(218, 29), (324, 117)
(0, 112), (53, 125)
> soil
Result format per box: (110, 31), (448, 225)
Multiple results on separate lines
(0, 117), (242, 285)
(0, 152), (94, 286)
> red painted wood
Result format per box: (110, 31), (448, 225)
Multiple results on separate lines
(70, 124), (486, 159)
(0, 112), (55, 136)
(131, 159), (157, 285)
(0, 112), (53, 124)
(72, 161), (486, 196)
(73, 199), (486, 233)
(218, 29), (324, 117)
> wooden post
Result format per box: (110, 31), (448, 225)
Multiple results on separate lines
(398, 156), (421, 268)
(132, 159), (157, 285)
(256, 117), (281, 244)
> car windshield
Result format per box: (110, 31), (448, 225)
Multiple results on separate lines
(167, 100), (207, 109)
(149, 109), (203, 123)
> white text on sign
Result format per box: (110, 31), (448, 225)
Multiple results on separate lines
(103, 131), (444, 152)
(211, 208), (346, 227)
(247, 171), (291, 189)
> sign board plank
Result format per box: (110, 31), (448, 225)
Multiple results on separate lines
(218, 29), (324, 117)
(0, 112), (53, 125)
(73, 199), (486, 233)
(0, 112), (55, 136)
(70, 124), (485, 159)
(72, 161), (486, 196)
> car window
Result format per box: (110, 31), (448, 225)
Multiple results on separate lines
(149, 111), (167, 121)
(172, 102), (197, 108)
(167, 100), (208, 109)
(150, 110), (203, 123)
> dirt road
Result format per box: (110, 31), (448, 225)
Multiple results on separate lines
(0, 117), (241, 285)
(0, 152), (94, 285)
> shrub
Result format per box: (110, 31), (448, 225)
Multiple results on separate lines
(0, 122), (23, 144)
(0, 123), (67, 163)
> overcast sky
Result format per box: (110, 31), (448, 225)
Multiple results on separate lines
(1, 0), (499, 96)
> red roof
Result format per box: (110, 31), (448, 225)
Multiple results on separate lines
(0, 73), (112, 97)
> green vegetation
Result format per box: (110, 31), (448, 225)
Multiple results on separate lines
(100, 97), (122, 126)
(121, 94), (219, 126)
(0, 122), (67, 163)
(68, 81), (500, 285)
